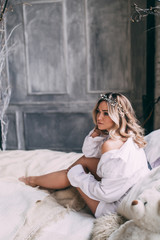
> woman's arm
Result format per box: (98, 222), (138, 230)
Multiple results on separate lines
(82, 128), (107, 158)
(67, 164), (130, 203)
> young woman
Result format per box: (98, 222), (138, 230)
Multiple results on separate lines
(19, 92), (149, 218)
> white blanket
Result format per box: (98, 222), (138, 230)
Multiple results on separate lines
(0, 178), (48, 240)
(0, 149), (83, 177)
(0, 150), (94, 240)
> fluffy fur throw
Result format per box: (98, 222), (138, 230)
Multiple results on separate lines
(91, 214), (126, 240)
(53, 186), (86, 211)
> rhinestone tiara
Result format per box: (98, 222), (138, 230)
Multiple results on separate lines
(100, 94), (117, 106)
(100, 94), (128, 117)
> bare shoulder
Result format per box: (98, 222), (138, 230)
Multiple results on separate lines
(102, 138), (124, 154)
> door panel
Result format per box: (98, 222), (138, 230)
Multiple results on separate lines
(5, 0), (147, 151)
(23, 1), (68, 94)
(86, 0), (131, 92)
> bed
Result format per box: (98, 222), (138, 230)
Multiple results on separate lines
(0, 129), (160, 240)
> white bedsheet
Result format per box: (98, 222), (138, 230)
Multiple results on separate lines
(0, 178), (48, 240)
(0, 150), (94, 240)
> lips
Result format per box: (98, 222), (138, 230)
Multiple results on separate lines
(97, 122), (103, 125)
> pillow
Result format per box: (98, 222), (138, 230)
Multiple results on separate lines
(144, 129), (160, 167)
(151, 157), (160, 168)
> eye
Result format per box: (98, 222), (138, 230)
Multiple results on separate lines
(144, 201), (147, 206)
(96, 109), (100, 114)
(104, 112), (109, 116)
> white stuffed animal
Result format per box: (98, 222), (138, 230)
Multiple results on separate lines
(130, 188), (160, 233)
(109, 188), (160, 240)
(92, 166), (160, 240)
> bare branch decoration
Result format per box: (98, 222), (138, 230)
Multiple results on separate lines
(131, 3), (160, 22)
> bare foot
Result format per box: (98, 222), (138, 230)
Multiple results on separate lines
(19, 176), (37, 187)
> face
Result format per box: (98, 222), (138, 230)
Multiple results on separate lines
(96, 101), (114, 131)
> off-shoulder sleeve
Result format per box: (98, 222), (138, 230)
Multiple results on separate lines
(68, 138), (149, 203)
(67, 160), (132, 203)
(82, 129), (107, 158)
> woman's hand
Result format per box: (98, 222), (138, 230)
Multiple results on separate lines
(91, 126), (101, 138)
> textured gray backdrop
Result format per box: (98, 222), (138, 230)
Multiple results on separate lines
(5, 0), (147, 152)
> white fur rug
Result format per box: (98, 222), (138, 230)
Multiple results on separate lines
(53, 187), (86, 212)
(91, 213), (126, 240)
(14, 193), (68, 240)
(91, 214), (160, 240)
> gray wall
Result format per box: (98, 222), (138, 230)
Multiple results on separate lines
(5, 0), (147, 152)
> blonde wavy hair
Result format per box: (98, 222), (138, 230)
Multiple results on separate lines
(92, 92), (146, 148)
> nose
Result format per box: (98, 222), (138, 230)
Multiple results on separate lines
(97, 112), (103, 121)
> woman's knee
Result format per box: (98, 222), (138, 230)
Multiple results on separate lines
(67, 155), (99, 174)
(67, 155), (87, 172)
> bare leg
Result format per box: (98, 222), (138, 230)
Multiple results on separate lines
(19, 170), (70, 189)
(77, 187), (99, 215)
(19, 155), (101, 216)
(68, 155), (101, 181)
(19, 155), (100, 189)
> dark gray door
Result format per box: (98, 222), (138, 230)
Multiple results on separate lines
(5, 0), (147, 151)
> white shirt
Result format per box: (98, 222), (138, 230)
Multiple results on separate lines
(82, 129), (109, 158)
(67, 130), (149, 204)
